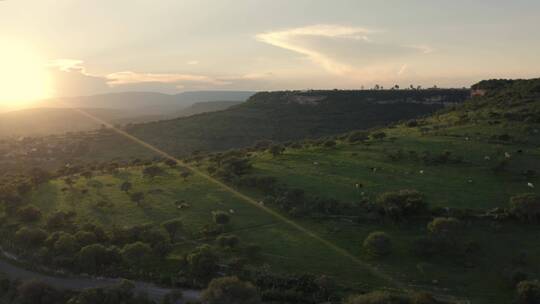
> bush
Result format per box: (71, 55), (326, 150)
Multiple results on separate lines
(54, 233), (80, 255)
(217, 235), (240, 249)
(15, 227), (48, 248)
(427, 217), (462, 240)
(75, 231), (97, 247)
(345, 291), (408, 304)
(348, 131), (370, 143)
(121, 242), (153, 266)
(509, 194), (540, 223)
(363, 232), (392, 257)
(201, 276), (261, 304)
(16, 205), (42, 222)
(16, 280), (64, 304)
(516, 280), (540, 304)
(187, 245), (218, 280)
(162, 219), (183, 240)
(377, 189), (426, 219)
(323, 140), (337, 148)
(213, 211), (230, 225)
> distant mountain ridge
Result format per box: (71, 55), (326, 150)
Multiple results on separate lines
(0, 91), (254, 137)
(78, 88), (470, 159)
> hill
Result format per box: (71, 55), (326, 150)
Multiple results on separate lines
(0, 91), (254, 137)
(80, 89), (469, 159)
(2, 80), (538, 303)
(36, 91), (254, 116)
(174, 100), (244, 117)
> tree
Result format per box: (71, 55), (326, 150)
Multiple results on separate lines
(348, 131), (369, 143)
(217, 235), (240, 249)
(180, 170), (192, 181)
(142, 165), (164, 178)
(509, 194), (540, 223)
(75, 231), (97, 247)
(162, 219), (183, 240)
(81, 171), (93, 180)
(120, 181), (132, 193)
(323, 140), (337, 148)
(268, 144), (285, 157)
(28, 167), (51, 186)
(165, 159), (178, 168)
(345, 291), (408, 304)
(371, 132), (387, 140)
(54, 233), (80, 255)
(213, 211), (230, 225)
(121, 242), (153, 266)
(377, 189), (426, 220)
(78, 244), (115, 272)
(17, 205), (42, 222)
(187, 245), (219, 279)
(516, 280), (540, 304)
(201, 276), (261, 304)
(130, 192), (145, 206)
(15, 227), (48, 248)
(363, 232), (392, 257)
(16, 280), (64, 304)
(427, 217), (462, 243)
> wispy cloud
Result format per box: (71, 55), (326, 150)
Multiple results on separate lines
(48, 59), (86, 72)
(256, 24), (433, 83)
(256, 24), (372, 75)
(106, 71), (229, 88)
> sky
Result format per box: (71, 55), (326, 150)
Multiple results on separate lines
(0, 0), (540, 104)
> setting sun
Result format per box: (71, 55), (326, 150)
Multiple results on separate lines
(0, 42), (51, 108)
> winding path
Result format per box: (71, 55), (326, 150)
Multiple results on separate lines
(0, 257), (200, 303)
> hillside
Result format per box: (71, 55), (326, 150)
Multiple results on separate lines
(36, 91), (254, 116)
(174, 100), (243, 117)
(79, 89), (469, 160)
(0, 91), (254, 137)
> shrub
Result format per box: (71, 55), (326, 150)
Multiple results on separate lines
(348, 131), (370, 143)
(516, 280), (540, 304)
(345, 291), (408, 304)
(509, 194), (540, 223)
(217, 235), (240, 249)
(142, 165), (164, 178)
(427, 217), (462, 240)
(213, 211), (230, 225)
(201, 276), (261, 304)
(268, 144), (285, 157)
(16, 205), (42, 222)
(187, 245), (218, 279)
(377, 189), (426, 219)
(121, 242), (153, 266)
(162, 219), (183, 240)
(15, 227), (48, 248)
(54, 233), (80, 255)
(75, 231), (97, 247)
(363, 232), (392, 257)
(323, 140), (337, 148)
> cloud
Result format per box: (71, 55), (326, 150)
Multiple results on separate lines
(45, 59), (274, 97)
(398, 64), (408, 76)
(106, 71), (229, 88)
(256, 24), (433, 83)
(187, 60), (199, 65)
(48, 59), (86, 72)
(256, 25), (372, 75)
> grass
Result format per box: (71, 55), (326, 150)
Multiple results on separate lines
(251, 126), (540, 210)
(26, 166), (387, 289)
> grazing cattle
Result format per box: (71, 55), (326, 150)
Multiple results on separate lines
(419, 170), (424, 174)
(484, 156), (491, 160)
(505, 152), (511, 158)
(528, 182), (535, 189)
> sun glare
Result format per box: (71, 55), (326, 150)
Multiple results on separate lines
(0, 42), (51, 108)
